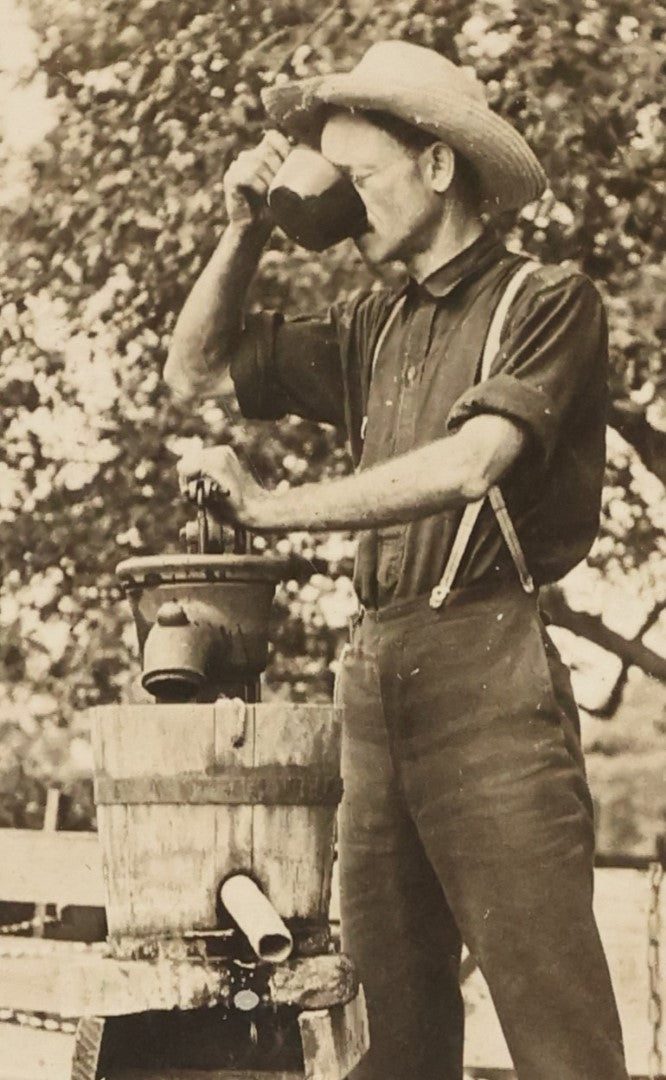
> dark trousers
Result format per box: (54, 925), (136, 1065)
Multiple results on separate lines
(335, 583), (628, 1080)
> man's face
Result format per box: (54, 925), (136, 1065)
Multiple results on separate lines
(320, 112), (443, 266)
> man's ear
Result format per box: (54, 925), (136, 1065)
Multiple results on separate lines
(422, 142), (455, 194)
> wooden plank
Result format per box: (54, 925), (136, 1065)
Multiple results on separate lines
(0, 1022), (75, 1080)
(252, 705), (342, 922)
(92, 703), (264, 938)
(264, 954), (358, 1011)
(0, 937), (106, 958)
(0, 950), (357, 1017)
(112, 1072), (303, 1080)
(71, 1017), (107, 1080)
(298, 986), (369, 1080)
(461, 966), (512, 1073)
(212, 700), (254, 907)
(0, 830), (104, 907)
(91, 704), (216, 779)
(94, 768), (341, 806)
(94, 704), (221, 936)
(106, 802), (221, 934)
(593, 866), (666, 1078)
(0, 954), (231, 1017)
(34, 788), (62, 936)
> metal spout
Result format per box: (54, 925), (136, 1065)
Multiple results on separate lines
(141, 600), (223, 702)
(220, 874), (293, 963)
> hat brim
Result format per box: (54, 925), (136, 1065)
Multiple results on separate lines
(262, 73), (546, 215)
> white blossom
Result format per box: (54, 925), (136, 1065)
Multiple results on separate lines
(616, 15), (639, 44)
(55, 460), (99, 491)
(631, 103), (664, 157)
(547, 625), (623, 713)
(0, 463), (24, 509)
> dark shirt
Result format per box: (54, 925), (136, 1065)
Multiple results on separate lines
(231, 230), (608, 609)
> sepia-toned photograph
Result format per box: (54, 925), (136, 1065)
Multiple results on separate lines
(0, 1), (664, 1078)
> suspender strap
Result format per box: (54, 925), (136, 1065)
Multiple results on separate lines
(487, 486), (534, 594)
(360, 294), (407, 443)
(429, 498), (486, 610)
(479, 261), (539, 380)
(371, 294), (407, 380)
(429, 260), (539, 609)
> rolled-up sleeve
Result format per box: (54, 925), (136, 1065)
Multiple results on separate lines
(230, 310), (345, 425)
(446, 270), (608, 466)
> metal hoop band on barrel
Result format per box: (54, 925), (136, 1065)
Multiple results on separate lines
(94, 766), (343, 807)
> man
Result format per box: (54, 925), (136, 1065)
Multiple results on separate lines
(166, 40), (629, 1080)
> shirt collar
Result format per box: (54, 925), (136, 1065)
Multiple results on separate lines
(409, 228), (505, 300)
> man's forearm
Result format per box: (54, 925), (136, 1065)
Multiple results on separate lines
(164, 220), (271, 401)
(245, 425), (508, 532)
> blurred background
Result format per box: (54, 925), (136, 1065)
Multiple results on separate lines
(0, 0), (664, 853)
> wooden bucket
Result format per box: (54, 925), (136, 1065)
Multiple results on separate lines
(89, 701), (342, 943)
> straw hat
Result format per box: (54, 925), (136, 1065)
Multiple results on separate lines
(261, 40), (547, 215)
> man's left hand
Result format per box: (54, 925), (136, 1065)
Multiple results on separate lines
(177, 445), (263, 524)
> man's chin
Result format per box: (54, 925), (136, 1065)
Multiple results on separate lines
(355, 231), (400, 266)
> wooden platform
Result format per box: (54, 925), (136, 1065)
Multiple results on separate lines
(0, 945), (358, 1017)
(0, 818), (664, 1079)
(0, 987), (369, 1080)
(2, 868), (664, 1079)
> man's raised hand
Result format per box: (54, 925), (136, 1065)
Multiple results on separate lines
(223, 129), (291, 229)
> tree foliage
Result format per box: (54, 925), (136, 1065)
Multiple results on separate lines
(0, 0), (664, 826)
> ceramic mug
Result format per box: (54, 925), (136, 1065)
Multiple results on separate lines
(268, 145), (368, 251)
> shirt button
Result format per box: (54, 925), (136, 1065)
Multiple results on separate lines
(405, 365), (416, 384)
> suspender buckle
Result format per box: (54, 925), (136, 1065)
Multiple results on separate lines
(520, 572), (535, 594)
(429, 584), (449, 609)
